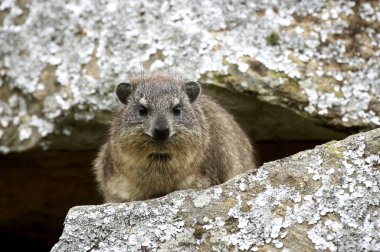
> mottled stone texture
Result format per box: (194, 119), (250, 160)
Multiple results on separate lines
(52, 128), (380, 251)
(1, 0), (380, 153)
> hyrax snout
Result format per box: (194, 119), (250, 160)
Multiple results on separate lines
(93, 71), (257, 202)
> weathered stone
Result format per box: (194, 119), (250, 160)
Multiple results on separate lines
(52, 128), (380, 251)
(1, 0), (380, 153)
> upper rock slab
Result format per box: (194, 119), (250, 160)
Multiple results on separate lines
(1, 0), (379, 152)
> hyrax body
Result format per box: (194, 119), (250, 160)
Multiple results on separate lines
(94, 72), (257, 202)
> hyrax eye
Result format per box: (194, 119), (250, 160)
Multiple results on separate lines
(173, 105), (181, 115)
(139, 105), (149, 116)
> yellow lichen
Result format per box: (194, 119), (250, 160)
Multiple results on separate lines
(325, 141), (344, 159)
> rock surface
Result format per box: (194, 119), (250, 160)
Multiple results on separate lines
(52, 128), (380, 251)
(1, 0), (380, 152)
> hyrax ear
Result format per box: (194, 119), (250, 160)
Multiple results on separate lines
(184, 81), (201, 103)
(115, 82), (132, 104)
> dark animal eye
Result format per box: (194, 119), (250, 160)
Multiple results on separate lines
(139, 105), (148, 116)
(173, 105), (181, 115)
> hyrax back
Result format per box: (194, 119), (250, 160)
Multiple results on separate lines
(94, 72), (257, 202)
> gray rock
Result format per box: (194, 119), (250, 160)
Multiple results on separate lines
(52, 128), (380, 251)
(1, 0), (380, 153)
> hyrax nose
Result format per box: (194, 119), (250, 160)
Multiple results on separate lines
(153, 118), (170, 141)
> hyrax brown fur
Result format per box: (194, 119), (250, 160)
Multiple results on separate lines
(94, 71), (257, 202)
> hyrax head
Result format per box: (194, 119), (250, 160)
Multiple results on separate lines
(115, 74), (201, 146)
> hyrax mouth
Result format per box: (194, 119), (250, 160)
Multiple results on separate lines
(148, 153), (171, 162)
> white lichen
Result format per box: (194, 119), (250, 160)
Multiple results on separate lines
(192, 187), (223, 208)
(1, 0), (379, 151)
(51, 129), (380, 251)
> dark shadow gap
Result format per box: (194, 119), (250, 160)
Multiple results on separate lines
(0, 140), (326, 250)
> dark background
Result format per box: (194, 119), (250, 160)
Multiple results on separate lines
(0, 141), (324, 251)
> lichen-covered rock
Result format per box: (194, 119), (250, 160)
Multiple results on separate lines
(1, 0), (380, 152)
(52, 128), (380, 251)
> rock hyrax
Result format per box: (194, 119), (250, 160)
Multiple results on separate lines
(94, 71), (257, 202)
